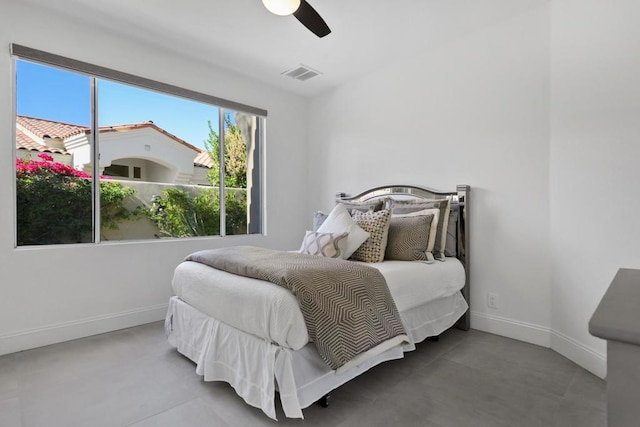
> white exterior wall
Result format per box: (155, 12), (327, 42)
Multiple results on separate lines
(98, 129), (195, 183)
(16, 150), (71, 166)
(0, 2), (308, 354)
(190, 166), (211, 186)
(64, 133), (91, 170)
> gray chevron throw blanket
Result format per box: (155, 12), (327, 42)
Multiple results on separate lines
(185, 246), (408, 371)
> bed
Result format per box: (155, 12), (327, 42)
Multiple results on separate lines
(165, 184), (471, 420)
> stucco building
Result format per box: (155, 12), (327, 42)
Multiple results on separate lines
(16, 115), (212, 185)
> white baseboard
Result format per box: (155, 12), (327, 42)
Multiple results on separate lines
(0, 305), (608, 379)
(0, 303), (168, 356)
(470, 311), (551, 347)
(470, 311), (606, 379)
(550, 329), (607, 379)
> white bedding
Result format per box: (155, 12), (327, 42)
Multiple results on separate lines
(172, 261), (308, 350)
(166, 291), (468, 420)
(171, 257), (466, 350)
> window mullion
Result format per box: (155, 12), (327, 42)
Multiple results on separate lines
(218, 109), (226, 237)
(91, 77), (101, 243)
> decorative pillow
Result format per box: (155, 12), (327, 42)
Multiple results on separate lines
(313, 211), (328, 232)
(444, 209), (458, 257)
(299, 231), (349, 258)
(396, 208), (440, 261)
(317, 203), (370, 260)
(350, 209), (392, 263)
(390, 198), (451, 260)
(385, 214), (434, 261)
(339, 199), (384, 215)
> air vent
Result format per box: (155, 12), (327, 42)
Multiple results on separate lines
(282, 64), (322, 81)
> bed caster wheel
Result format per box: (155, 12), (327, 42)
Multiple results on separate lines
(317, 394), (330, 408)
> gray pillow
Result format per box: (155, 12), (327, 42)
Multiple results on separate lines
(339, 199), (384, 215)
(385, 214), (434, 261)
(313, 211), (328, 232)
(444, 209), (458, 257)
(390, 198), (451, 260)
(313, 199), (382, 232)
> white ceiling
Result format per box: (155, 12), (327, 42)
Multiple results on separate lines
(22, 0), (549, 98)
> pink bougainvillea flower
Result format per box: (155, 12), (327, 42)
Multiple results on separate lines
(16, 157), (93, 179)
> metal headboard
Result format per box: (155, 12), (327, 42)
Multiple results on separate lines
(336, 184), (471, 331)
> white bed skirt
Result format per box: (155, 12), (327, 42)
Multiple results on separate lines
(165, 292), (468, 420)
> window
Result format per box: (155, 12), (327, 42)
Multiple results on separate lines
(13, 45), (266, 246)
(103, 164), (129, 178)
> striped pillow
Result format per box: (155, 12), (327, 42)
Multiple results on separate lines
(385, 214), (434, 261)
(299, 231), (349, 258)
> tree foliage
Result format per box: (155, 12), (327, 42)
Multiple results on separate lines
(204, 114), (247, 188)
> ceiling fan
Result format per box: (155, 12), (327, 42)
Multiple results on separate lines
(262, 0), (331, 38)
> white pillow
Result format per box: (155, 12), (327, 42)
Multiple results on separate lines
(317, 203), (370, 259)
(299, 231), (349, 258)
(394, 208), (440, 262)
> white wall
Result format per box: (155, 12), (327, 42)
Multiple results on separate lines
(309, 3), (552, 349)
(308, 0), (640, 379)
(549, 0), (640, 377)
(0, 2), (309, 354)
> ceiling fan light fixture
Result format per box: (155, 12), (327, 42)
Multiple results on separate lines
(262, 0), (301, 16)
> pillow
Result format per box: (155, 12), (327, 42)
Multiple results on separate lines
(390, 198), (451, 260)
(444, 209), (458, 257)
(299, 231), (349, 258)
(395, 208), (440, 262)
(317, 203), (370, 259)
(350, 209), (392, 263)
(313, 211), (328, 232)
(385, 214), (434, 261)
(339, 199), (384, 215)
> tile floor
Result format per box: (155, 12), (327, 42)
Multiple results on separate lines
(0, 322), (606, 426)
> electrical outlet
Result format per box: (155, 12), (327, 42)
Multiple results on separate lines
(487, 292), (499, 309)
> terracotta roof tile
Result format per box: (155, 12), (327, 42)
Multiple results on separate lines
(15, 116), (208, 164)
(99, 121), (201, 152)
(17, 115), (88, 139)
(16, 128), (68, 154)
(194, 151), (213, 168)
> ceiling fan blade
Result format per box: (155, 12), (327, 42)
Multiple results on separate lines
(293, 0), (331, 38)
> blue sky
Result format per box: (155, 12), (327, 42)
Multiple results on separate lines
(16, 60), (220, 150)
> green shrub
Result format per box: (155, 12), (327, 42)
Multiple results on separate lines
(147, 187), (247, 238)
(16, 154), (137, 245)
